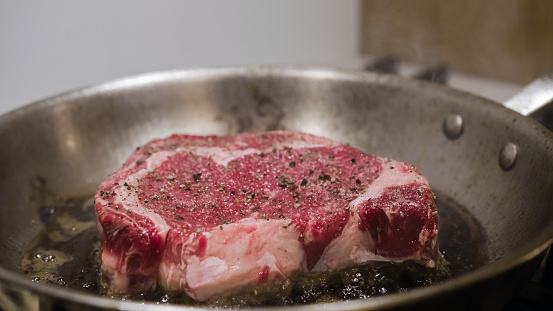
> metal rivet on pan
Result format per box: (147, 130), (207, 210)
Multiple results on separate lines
(499, 143), (519, 171)
(443, 114), (464, 139)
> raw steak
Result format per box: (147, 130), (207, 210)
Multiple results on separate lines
(95, 131), (440, 301)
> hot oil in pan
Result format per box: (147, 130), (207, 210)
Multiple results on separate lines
(20, 195), (101, 293)
(20, 189), (488, 306)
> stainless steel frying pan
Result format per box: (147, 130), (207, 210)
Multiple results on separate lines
(1, 67), (552, 310)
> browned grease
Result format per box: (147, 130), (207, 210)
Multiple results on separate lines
(20, 190), (488, 306)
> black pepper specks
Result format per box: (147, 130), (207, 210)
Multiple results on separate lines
(193, 173), (202, 182)
(319, 173), (331, 181)
(277, 173), (296, 189)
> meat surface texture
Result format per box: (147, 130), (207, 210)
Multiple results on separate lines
(95, 131), (440, 301)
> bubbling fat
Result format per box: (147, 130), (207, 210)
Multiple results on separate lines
(20, 186), (487, 306)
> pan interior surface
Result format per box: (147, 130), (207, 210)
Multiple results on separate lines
(0, 67), (552, 310)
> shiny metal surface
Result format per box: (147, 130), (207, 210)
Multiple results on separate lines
(1, 67), (553, 310)
(498, 142), (519, 171)
(442, 113), (464, 139)
(503, 71), (553, 116)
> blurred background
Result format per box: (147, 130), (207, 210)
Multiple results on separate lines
(1, 0), (552, 115)
(0, 0), (361, 115)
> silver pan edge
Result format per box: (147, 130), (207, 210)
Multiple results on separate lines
(0, 66), (552, 310)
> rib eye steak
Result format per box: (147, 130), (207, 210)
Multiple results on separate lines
(95, 131), (440, 301)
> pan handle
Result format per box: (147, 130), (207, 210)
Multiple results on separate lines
(503, 72), (553, 119)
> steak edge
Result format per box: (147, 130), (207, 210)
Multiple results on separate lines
(95, 131), (440, 301)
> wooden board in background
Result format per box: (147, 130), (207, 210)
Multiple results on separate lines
(360, 0), (553, 84)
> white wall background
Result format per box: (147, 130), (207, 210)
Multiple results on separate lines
(0, 0), (364, 115)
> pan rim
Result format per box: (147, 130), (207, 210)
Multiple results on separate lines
(1, 65), (553, 310)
